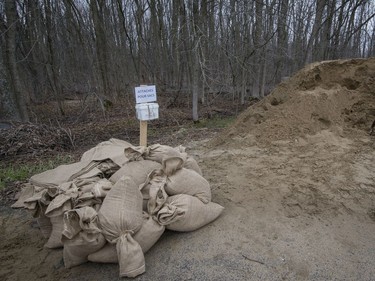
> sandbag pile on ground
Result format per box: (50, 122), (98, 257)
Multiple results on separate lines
(12, 138), (224, 278)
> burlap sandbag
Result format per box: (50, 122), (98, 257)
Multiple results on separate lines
(80, 138), (132, 166)
(44, 192), (74, 248)
(23, 188), (51, 217)
(145, 144), (182, 163)
(11, 183), (35, 209)
(87, 243), (118, 263)
(88, 212), (165, 263)
(96, 160), (120, 177)
(64, 231), (106, 268)
(147, 184), (168, 216)
(184, 156), (203, 175)
(109, 160), (161, 186)
(74, 177), (101, 193)
(98, 176), (145, 278)
(134, 212), (165, 253)
(124, 146), (148, 161)
(173, 145), (203, 175)
(18, 187), (52, 237)
(30, 161), (96, 189)
(44, 215), (64, 248)
(45, 194), (73, 217)
(125, 144), (183, 164)
(37, 207), (52, 238)
(62, 207), (106, 268)
(163, 157), (211, 203)
(140, 170), (168, 214)
(89, 179), (113, 198)
(156, 194), (224, 232)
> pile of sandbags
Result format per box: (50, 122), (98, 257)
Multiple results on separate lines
(12, 138), (224, 278)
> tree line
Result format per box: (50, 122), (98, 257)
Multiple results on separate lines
(0, 0), (374, 122)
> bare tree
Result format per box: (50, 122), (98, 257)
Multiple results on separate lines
(1, 0), (374, 122)
(0, 0), (29, 121)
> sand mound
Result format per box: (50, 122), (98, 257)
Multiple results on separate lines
(215, 58), (375, 146)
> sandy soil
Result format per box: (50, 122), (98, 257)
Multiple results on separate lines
(1, 58), (375, 280)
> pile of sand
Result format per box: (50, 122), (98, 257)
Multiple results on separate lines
(215, 58), (375, 146)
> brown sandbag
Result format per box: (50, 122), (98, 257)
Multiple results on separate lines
(147, 184), (168, 216)
(45, 194), (73, 217)
(74, 197), (102, 209)
(80, 138), (132, 166)
(62, 207), (106, 268)
(133, 213), (165, 253)
(87, 243), (118, 263)
(109, 160), (161, 186)
(88, 213), (165, 263)
(146, 144), (182, 163)
(37, 208), (52, 238)
(74, 177), (101, 193)
(116, 234), (144, 277)
(64, 232), (106, 268)
(88, 178), (113, 198)
(44, 192), (74, 248)
(98, 176), (145, 278)
(174, 145), (203, 175)
(44, 215), (64, 248)
(140, 170), (168, 214)
(163, 157), (211, 203)
(156, 194), (224, 232)
(125, 144), (183, 164)
(20, 188), (52, 239)
(184, 156), (203, 176)
(96, 160), (120, 177)
(23, 188), (51, 217)
(11, 183), (35, 209)
(29, 161), (93, 189)
(124, 146), (148, 161)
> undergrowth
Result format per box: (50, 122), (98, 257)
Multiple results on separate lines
(193, 116), (236, 128)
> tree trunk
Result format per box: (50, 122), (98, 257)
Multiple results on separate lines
(192, 52), (199, 122)
(90, 0), (111, 98)
(306, 0), (325, 62)
(44, 0), (65, 116)
(253, 0), (263, 98)
(2, 0), (29, 121)
(275, 0), (289, 83)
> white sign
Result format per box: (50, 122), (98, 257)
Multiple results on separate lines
(135, 103), (159, 121)
(135, 85), (157, 104)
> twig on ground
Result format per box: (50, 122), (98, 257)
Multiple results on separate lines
(241, 254), (265, 265)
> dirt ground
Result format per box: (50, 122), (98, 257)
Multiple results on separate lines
(1, 58), (375, 280)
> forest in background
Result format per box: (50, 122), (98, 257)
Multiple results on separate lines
(0, 0), (374, 122)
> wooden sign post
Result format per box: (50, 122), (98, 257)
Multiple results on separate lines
(134, 85), (158, 147)
(139, 120), (148, 146)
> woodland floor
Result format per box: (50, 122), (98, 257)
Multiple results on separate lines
(1, 58), (375, 280)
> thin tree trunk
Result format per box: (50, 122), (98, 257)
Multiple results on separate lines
(2, 0), (29, 121)
(90, 0), (111, 98)
(45, 0), (65, 115)
(275, 0), (289, 83)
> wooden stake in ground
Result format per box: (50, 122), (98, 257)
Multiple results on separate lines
(140, 120), (148, 146)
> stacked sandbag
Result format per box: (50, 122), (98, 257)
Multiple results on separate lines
(98, 176), (145, 277)
(88, 212), (165, 263)
(12, 140), (224, 278)
(11, 139), (126, 249)
(156, 194), (224, 232)
(62, 206), (106, 268)
(162, 157), (211, 203)
(109, 160), (161, 186)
